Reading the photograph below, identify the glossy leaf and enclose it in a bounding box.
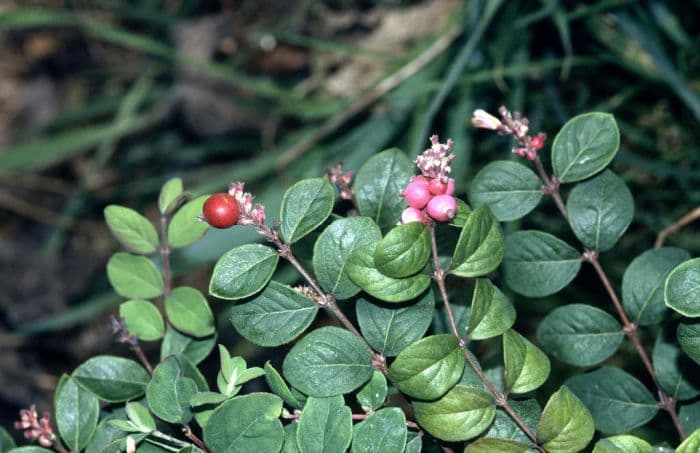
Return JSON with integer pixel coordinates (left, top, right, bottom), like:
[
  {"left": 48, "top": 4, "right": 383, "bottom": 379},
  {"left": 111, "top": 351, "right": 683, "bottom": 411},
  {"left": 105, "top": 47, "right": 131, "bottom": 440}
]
[
  {"left": 678, "top": 322, "right": 700, "bottom": 365},
  {"left": 209, "top": 244, "right": 278, "bottom": 300},
  {"left": 388, "top": 334, "right": 465, "bottom": 400},
  {"left": 282, "top": 423, "right": 300, "bottom": 453},
  {"left": 146, "top": 356, "right": 198, "bottom": 423},
  {"left": 160, "top": 327, "right": 216, "bottom": 365},
  {"left": 374, "top": 222, "right": 431, "bottom": 278},
  {"left": 264, "top": 361, "right": 303, "bottom": 409},
  {"left": 119, "top": 300, "right": 164, "bottom": 341},
  {"left": 107, "top": 253, "right": 163, "bottom": 299},
  {"left": 104, "top": 205, "right": 159, "bottom": 254},
  {"left": 653, "top": 327, "right": 700, "bottom": 400},
  {"left": 280, "top": 178, "right": 335, "bottom": 244},
  {"left": 503, "top": 330, "right": 550, "bottom": 394},
  {"left": 566, "top": 366, "right": 658, "bottom": 434},
  {"left": 231, "top": 281, "right": 318, "bottom": 347},
  {"left": 467, "top": 279, "right": 515, "bottom": 340},
  {"left": 449, "top": 205, "right": 504, "bottom": 278},
  {"left": 551, "top": 112, "right": 620, "bottom": 183},
  {"left": 484, "top": 398, "right": 541, "bottom": 444},
  {"left": 354, "top": 148, "right": 413, "bottom": 229},
  {"left": 346, "top": 243, "right": 430, "bottom": 303},
  {"left": 469, "top": 160, "right": 543, "bottom": 221},
  {"left": 356, "top": 371, "right": 387, "bottom": 412},
  {"left": 355, "top": 291, "right": 434, "bottom": 356},
  {"left": 351, "top": 408, "right": 406, "bottom": 453},
  {"left": 537, "top": 304, "right": 623, "bottom": 366},
  {"left": 592, "top": 435, "right": 653, "bottom": 453},
  {"left": 296, "top": 396, "right": 352, "bottom": 453},
  {"left": 165, "top": 287, "right": 215, "bottom": 337},
  {"left": 677, "top": 429, "right": 700, "bottom": 453},
  {"left": 0, "top": 426, "right": 15, "bottom": 452},
  {"left": 168, "top": 195, "right": 209, "bottom": 248},
  {"left": 665, "top": 258, "right": 700, "bottom": 317},
  {"left": 125, "top": 402, "right": 156, "bottom": 433},
  {"left": 158, "top": 177, "right": 183, "bottom": 214},
  {"left": 566, "top": 170, "right": 634, "bottom": 251},
  {"left": 464, "top": 438, "right": 530, "bottom": 453},
  {"left": 312, "top": 217, "right": 381, "bottom": 300},
  {"left": 413, "top": 385, "right": 496, "bottom": 442},
  {"left": 537, "top": 386, "right": 595, "bottom": 452},
  {"left": 73, "top": 356, "right": 149, "bottom": 402},
  {"left": 203, "top": 393, "right": 284, "bottom": 453},
  {"left": 504, "top": 230, "right": 581, "bottom": 297},
  {"left": 680, "top": 401, "right": 700, "bottom": 440},
  {"left": 55, "top": 375, "right": 99, "bottom": 451},
  {"left": 622, "top": 247, "right": 690, "bottom": 325},
  {"left": 283, "top": 327, "right": 373, "bottom": 396}
]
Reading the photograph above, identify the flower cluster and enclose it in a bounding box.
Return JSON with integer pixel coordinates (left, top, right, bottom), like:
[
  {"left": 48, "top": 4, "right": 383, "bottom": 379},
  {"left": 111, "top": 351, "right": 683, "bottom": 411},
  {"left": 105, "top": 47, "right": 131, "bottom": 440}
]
[
  {"left": 14, "top": 406, "right": 55, "bottom": 448},
  {"left": 227, "top": 182, "right": 266, "bottom": 226},
  {"left": 471, "top": 106, "right": 546, "bottom": 160},
  {"left": 401, "top": 135, "right": 458, "bottom": 224},
  {"left": 199, "top": 182, "right": 266, "bottom": 229},
  {"left": 326, "top": 163, "right": 354, "bottom": 201}
]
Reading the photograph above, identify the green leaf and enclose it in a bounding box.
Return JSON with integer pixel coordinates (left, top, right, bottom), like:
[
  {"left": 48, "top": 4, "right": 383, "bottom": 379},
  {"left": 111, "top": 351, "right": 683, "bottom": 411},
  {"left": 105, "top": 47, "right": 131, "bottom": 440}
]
[
  {"left": 146, "top": 356, "right": 198, "bottom": 424},
  {"left": 84, "top": 409, "right": 128, "bottom": 453},
  {"left": 388, "top": 334, "right": 465, "bottom": 400},
  {"left": 190, "top": 391, "right": 227, "bottom": 407},
  {"left": 280, "top": 178, "right": 335, "bottom": 244},
  {"left": 464, "top": 438, "right": 531, "bottom": 453},
  {"left": 313, "top": 217, "right": 382, "bottom": 300},
  {"left": 449, "top": 198, "right": 472, "bottom": 228},
  {"left": 158, "top": 177, "right": 184, "bottom": 214},
  {"left": 566, "top": 170, "right": 634, "bottom": 251},
  {"left": 283, "top": 327, "right": 373, "bottom": 397},
  {"left": 678, "top": 322, "right": 700, "bottom": 365},
  {"left": 449, "top": 205, "right": 504, "bottom": 278},
  {"left": 125, "top": 402, "right": 156, "bottom": 433},
  {"left": 282, "top": 423, "right": 300, "bottom": 453},
  {"left": 680, "top": 400, "right": 700, "bottom": 438},
  {"left": 622, "top": 247, "right": 691, "bottom": 325},
  {"left": 264, "top": 361, "right": 303, "bottom": 409},
  {"left": 467, "top": 279, "right": 515, "bottom": 340},
  {"left": 413, "top": 385, "right": 495, "bottom": 442},
  {"left": 677, "top": 428, "right": 700, "bottom": 453},
  {"left": 107, "top": 253, "right": 164, "bottom": 299},
  {"left": 665, "top": 258, "right": 700, "bottom": 317},
  {"left": 374, "top": 222, "right": 431, "bottom": 278},
  {"left": 168, "top": 195, "right": 209, "bottom": 248},
  {"left": 119, "top": 300, "right": 165, "bottom": 341},
  {"left": 351, "top": 408, "right": 407, "bottom": 453},
  {"left": 55, "top": 375, "right": 99, "bottom": 451},
  {"left": 551, "top": 112, "right": 620, "bottom": 183},
  {"left": 484, "top": 399, "right": 541, "bottom": 444},
  {"left": 566, "top": 366, "right": 658, "bottom": 434},
  {"left": 504, "top": 230, "right": 581, "bottom": 297},
  {"left": 209, "top": 244, "right": 279, "bottom": 300},
  {"left": 231, "top": 281, "right": 318, "bottom": 347},
  {"left": 354, "top": 148, "right": 413, "bottom": 229},
  {"left": 346, "top": 243, "right": 430, "bottom": 303},
  {"left": 104, "top": 205, "right": 159, "bottom": 254},
  {"left": 0, "top": 426, "right": 16, "bottom": 452},
  {"left": 503, "top": 329, "right": 551, "bottom": 394},
  {"left": 296, "top": 396, "right": 352, "bottom": 453},
  {"left": 165, "top": 287, "right": 215, "bottom": 337},
  {"left": 653, "top": 327, "right": 700, "bottom": 400},
  {"left": 356, "top": 371, "right": 388, "bottom": 411},
  {"left": 403, "top": 434, "right": 422, "bottom": 453},
  {"left": 592, "top": 435, "right": 653, "bottom": 453},
  {"left": 468, "top": 160, "right": 543, "bottom": 221},
  {"left": 73, "top": 356, "right": 149, "bottom": 402},
  {"left": 537, "top": 304, "right": 624, "bottom": 366},
  {"left": 203, "top": 393, "right": 284, "bottom": 453},
  {"left": 355, "top": 291, "right": 434, "bottom": 357},
  {"left": 537, "top": 386, "right": 595, "bottom": 453},
  {"left": 160, "top": 327, "right": 216, "bottom": 365}
]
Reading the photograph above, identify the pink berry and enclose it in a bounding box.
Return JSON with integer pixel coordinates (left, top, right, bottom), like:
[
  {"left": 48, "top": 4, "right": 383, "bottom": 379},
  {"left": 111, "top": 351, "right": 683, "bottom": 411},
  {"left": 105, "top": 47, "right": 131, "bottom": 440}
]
[
  {"left": 428, "top": 179, "right": 447, "bottom": 195},
  {"left": 445, "top": 178, "right": 455, "bottom": 195},
  {"left": 401, "top": 207, "right": 425, "bottom": 224},
  {"left": 531, "top": 134, "right": 545, "bottom": 150},
  {"left": 426, "top": 195, "right": 457, "bottom": 222},
  {"left": 402, "top": 179, "right": 431, "bottom": 209}
]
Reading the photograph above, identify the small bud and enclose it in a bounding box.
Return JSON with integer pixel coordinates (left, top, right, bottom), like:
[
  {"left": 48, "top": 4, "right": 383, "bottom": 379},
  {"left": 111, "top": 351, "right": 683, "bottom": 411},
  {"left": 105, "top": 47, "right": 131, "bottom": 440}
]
[{"left": 471, "top": 109, "right": 502, "bottom": 130}]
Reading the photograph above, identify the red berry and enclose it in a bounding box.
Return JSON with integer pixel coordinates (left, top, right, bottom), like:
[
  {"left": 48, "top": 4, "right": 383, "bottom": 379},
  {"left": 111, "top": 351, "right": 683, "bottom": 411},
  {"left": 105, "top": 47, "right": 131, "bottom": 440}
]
[
  {"left": 428, "top": 179, "right": 447, "bottom": 195},
  {"left": 402, "top": 179, "right": 431, "bottom": 209},
  {"left": 426, "top": 195, "right": 457, "bottom": 222},
  {"left": 530, "top": 134, "right": 545, "bottom": 150},
  {"left": 202, "top": 193, "right": 240, "bottom": 228}
]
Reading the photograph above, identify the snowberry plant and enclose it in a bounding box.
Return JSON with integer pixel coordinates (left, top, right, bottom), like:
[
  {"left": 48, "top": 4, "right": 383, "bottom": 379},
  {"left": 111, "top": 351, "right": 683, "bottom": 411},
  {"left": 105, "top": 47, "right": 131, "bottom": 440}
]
[{"left": 5, "top": 107, "right": 700, "bottom": 453}]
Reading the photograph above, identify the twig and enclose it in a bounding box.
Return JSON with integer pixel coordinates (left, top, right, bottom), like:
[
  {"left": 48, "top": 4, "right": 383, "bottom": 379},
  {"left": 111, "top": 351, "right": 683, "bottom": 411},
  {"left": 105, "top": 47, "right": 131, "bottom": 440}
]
[
  {"left": 131, "top": 342, "right": 154, "bottom": 375},
  {"left": 533, "top": 157, "right": 567, "bottom": 218},
  {"left": 149, "top": 430, "right": 191, "bottom": 449},
  {"left": 182, "top": 424, "right": 209, "bottom": 452},
  {"left": 655, "top": 206, "right": 700, "bottom": 249},
  {"left": 428, "top": 225, "right": 543, "bottom": 450}
]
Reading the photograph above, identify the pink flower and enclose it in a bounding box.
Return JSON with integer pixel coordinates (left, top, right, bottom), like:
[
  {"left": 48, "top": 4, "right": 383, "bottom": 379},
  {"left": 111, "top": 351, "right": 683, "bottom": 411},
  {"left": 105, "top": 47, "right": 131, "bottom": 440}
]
[{"left": 471, "top": 109, "right": 502, "bottom": 130}]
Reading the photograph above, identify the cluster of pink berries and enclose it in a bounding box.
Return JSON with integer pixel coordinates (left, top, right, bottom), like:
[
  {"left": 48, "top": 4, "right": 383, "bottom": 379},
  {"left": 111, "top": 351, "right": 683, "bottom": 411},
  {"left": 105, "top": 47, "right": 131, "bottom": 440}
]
[{"left": 400, "top": 135, "right": 458, "bottom": 224}]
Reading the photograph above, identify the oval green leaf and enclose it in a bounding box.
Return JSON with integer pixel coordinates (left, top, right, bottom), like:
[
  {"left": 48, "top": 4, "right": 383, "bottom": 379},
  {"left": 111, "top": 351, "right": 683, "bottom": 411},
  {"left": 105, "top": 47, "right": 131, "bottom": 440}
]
[
  {"left": 467, "top": 279, "right": 516, "bottom": 340},
  {"left": 484, "top": 398, "right": 541, "bottom": 444},
  {"left": 104, "top": 205, "right": 159, "bottom": 254},
  {"left": 55, "top": 375, "right": 100, "bottom": 451},
  {"left": 231, "top": 281, "right": 318, "bottom": 347},
  {"left": 653, "top": 327, "right": 700, "bottom": 400},
  {"left": 677, "top": 428, "right": 700, "bottom": 453},
  {"left": 283, "top": 327, "right": 373, "bottom": 397},
  {"left": 280, "top": 178, "right": 335, "bottom": 244},
  {"left": 165, "top": 287, "right": 215, "bottom": 337},
  {"left": 374, "top": 222, "right": 431, "bottom": 278},
  {"left": 504, "top": 230, "right": 581, "bottom": 297},
  {"left": 503, "top": 329, "right": 551, "bottom": 394},
  {"left": 146, "top": 356, "right": 198, "bottom": 424},
  {"left": 678, "top": 322, "right": 700, "bottom": 365},
  {"left": 665, "top": 258, "right": 700, "bottom": 317},
  {"left": 551, "top": 112, "right": 620, "bottom": 183},
  {"left": 107, "top": 253, "right": 163, "bottom": 299},
  {"left": 296, "top": 396, "right": 352, "bottom": 453},
  {"left": 464, "top": 438, "right": 530, "bottom": 453},
  {"left": 537, "top": 386, "right": 595, "bottom": 453},
  {"left": 537, "top": 304, "right": 623, "bottom": 367},
  {"left": 449, "top": 205, "right": 504, "bottom": 278},
  {"left": 167, "top": 195, "right": 209, "bottom": 248},
  {"left": 388, "top": 334, "right": 465, "bottom": 400},
  {"left": 158, "top": 177, "right": 184, "bottom": 214},
  {"left": 73, "top": 356, "right": 149, "bottom": 402},
  {"left": 209, "top": 243, "right": 279, "bottom": 300},
  {"left": 592, "top": 435, "right": 652, "bottom": 453},
  {"left": 264, "top": 361, "right": 303, "bottom": 409},
  {"left": 160, "top": 327, "right": 216, "bottom": 366},
  {"left": 356, "top": 371, "right": 388, "bottom": 412},
  {"left": 469, "top": 160, "right": 543, "bottom": 221},
  {"left": 119, "top": 299, "right": 164, "bottom": 341},
  {"left": 351, "top": 408, "right": 407, "bottom": 453}
]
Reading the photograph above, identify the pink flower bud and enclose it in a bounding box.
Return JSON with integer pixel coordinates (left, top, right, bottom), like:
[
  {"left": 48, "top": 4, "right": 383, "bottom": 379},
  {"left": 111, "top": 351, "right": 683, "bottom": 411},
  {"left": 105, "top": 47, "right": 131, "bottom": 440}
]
[
  {"left": 471, "top": 109, "right": 502, "bottom": 130},
  {"left": 426, "top": 195, "right": 457, "bottom": 222},
  {"left": 401, "top": 207, "right": 425, "bottom": 224},
  {"left": 402, "top": 179, "right": 431, "bottom": 209}
]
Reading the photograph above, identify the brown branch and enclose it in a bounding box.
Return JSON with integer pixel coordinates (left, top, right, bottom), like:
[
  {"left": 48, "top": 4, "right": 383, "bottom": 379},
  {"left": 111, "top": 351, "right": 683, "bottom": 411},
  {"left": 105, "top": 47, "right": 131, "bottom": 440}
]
[
  {"left": 131, "top": 342, "right": 154, "bottom": 375},
  {"left": 428, "top": 225, "right": 543, "bottom": 450},
  {"left": 655, "top": 206, "right": 700, "bottom": 249},
  {"left": 533, "top": 157, "right": 567, "bottom": 219},
  {"left": 182, "top": 424, "right": 209, "bottom": 453}
]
